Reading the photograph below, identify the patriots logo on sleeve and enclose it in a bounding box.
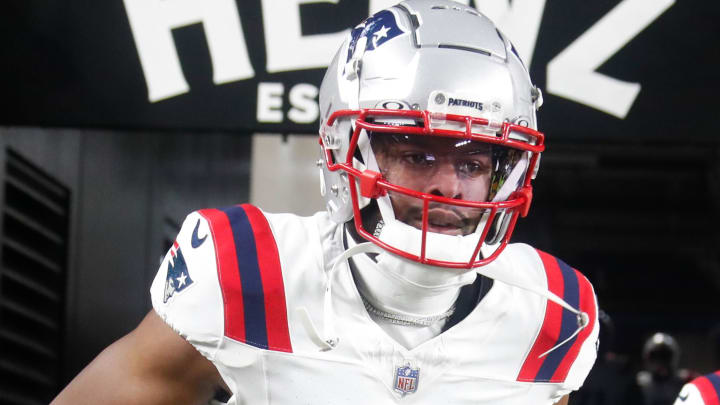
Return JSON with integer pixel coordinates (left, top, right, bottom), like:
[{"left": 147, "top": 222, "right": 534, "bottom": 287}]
[
  {"left": 346, "top": 9, "right": 405, "bottom": 62},
  {"left": 163, "top": 241, "right": 194, "bottom": 303}
]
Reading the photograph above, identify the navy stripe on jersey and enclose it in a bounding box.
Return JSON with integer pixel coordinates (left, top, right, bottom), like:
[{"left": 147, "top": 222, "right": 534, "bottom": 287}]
[
  {"left": 535, "top": 257, "right": 580, "bottom": 381},
  {"left": 708, "top": 373, "right": 720, "bottom": 398},
  {"left": 222, "top": 206, "right": 269, "bottom": 349}
]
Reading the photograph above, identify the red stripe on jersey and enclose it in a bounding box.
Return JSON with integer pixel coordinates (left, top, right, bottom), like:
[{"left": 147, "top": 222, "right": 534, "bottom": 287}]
[
  {"left": 517, "top": 250, "right": 565, "bottom": 381},
  {"left": 198, "top": 209, "right": 246, "bottom": 342},
  {"left": 695, "top": 372, "right": 720, "bottom": 405},
  {"left": 241, "top": 204, "right": 292, "bottom": 353},
  {"left": 550, "top": 270, "right": 597, "bottom": 382}
]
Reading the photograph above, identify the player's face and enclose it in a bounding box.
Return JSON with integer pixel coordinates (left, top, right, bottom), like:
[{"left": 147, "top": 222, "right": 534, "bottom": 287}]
[{"left": 372, "top": 134, "right": 492, "bottom": 236}]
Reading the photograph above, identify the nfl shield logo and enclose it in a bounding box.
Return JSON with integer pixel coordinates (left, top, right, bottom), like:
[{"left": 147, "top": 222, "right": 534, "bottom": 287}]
[{"left": 394, "top": 364, "right": 419, "bottom": 395}]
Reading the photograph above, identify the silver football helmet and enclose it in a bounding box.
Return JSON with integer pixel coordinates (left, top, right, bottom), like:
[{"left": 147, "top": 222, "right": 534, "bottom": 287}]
[{"left": 318, "top": 0, "right": 544, "bottom": 268}]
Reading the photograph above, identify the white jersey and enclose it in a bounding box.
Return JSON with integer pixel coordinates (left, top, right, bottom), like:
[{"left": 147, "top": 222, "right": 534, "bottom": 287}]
[
  {"left": 150, "top": 204, "right": 599, "bottom": 404},
  {"left": 674, "top": 372, "right": 720, "bottom": 405}
]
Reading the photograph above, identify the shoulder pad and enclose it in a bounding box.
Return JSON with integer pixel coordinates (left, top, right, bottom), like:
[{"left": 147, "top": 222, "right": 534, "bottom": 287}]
[
  {"left": 197, "top": 204, "right": 293, "bottom": 353},
  {"left": 517, "top": 249, "right": 598, "bottom": 384},
  {"left": 687, "top": 372, "right": 720, "bottom": 405}
]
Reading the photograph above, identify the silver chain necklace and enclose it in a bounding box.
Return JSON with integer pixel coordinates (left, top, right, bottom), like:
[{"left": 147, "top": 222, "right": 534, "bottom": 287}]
[{"left": 361, "top": 295, "right": 456, "bottom": 327}]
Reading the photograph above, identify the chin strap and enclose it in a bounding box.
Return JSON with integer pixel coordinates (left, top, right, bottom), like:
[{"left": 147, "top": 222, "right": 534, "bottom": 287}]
[{"left": 297, "top": 241, "right": 380, "bottom": 351}]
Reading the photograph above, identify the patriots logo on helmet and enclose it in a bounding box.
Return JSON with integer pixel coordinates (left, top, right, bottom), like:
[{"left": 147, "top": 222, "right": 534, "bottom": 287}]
[
  {"left": 163, "top": 241, "right": 194, "bottom": 303},
  {"left": 346, "top": 10, "right": 405, "bottom": 62}
]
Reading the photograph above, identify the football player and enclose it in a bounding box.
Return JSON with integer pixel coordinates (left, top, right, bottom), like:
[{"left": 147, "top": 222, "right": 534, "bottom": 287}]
[
  {"left": 674, "top": 372, "right": 720, "bottom": 405},
  {"left": 51, "top": 1, "right": 599, "bottom": 404},
  {"left": 637, "top": 332, "right": 692, "bottom": 404}
]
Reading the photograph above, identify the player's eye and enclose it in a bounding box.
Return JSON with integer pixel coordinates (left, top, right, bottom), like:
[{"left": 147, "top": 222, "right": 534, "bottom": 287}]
[
  {"left": 456, "top": 160, "right": 490, "bottom": 177},
  {"left": 402, "top": 152, "right": 436, "bottom": 167}
]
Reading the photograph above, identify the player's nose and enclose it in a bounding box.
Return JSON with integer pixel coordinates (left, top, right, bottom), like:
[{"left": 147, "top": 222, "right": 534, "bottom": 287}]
[{"left": 425, "top": 162, "right": 462, "bottom": 199}]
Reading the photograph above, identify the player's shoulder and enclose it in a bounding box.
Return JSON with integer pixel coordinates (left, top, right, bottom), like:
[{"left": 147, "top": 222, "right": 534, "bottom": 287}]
[
  {"left": 498, "top": 243, "right": 599, "bottom": 388},
  {"left": 190, "top": 204, "right": 332, "bottom": 264},
  {"left": 502, "top": 243, "right": 595, "bottom": 297},
  {"left": 150, "top": 204, "right": 333, "bottom": 355},
  {"left": 193, "top": 204, "right": 322, "bottom": 241},
  {"left": 675, "top": 371, "right": 720, "bottom": 405}
]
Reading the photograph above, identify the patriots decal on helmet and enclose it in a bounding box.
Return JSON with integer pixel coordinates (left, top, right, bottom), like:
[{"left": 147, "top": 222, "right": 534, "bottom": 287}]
[
  {"left": 163, "top": 241, "right": 194, "bottom": 303},
  {"left": 346, "top": 10, "right": 405, "bottom": 63}
]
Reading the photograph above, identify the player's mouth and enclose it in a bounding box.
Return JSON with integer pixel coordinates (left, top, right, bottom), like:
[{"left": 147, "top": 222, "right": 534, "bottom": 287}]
[{"left": 412, "top": 209, "right": 466, "bottom": 236}]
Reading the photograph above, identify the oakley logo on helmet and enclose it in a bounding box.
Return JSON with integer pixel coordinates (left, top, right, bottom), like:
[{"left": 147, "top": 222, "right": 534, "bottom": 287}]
[
  {"left": 377, "top": 100, "right": 412, "bottom": 110},
  {"left": 346, "top": 10, "right": 406, "bottom": 63}
]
